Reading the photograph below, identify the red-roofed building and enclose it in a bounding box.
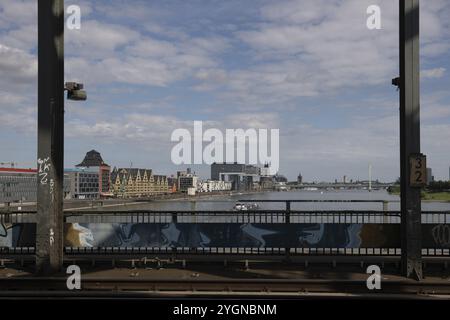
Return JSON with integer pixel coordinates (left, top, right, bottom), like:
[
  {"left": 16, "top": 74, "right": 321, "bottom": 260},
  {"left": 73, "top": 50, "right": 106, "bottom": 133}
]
[
  {"left": 0, "top": 168, "right": 37, "bottom": 174},
  {"left": 74, "top": 150, "right": 111, "bottom": 198}
]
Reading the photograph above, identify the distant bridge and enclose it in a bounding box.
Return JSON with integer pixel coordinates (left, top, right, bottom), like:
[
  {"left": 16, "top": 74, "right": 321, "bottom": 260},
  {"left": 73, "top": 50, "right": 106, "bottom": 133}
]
[{"left": 288, "top": 182, "right": 395, "bottom": 190}]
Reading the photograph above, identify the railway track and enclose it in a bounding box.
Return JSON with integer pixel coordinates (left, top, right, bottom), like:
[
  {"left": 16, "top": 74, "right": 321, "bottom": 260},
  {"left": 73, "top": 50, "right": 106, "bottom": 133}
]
[{"left": 1, "top": 277, "right": 450, "bottom": 298}]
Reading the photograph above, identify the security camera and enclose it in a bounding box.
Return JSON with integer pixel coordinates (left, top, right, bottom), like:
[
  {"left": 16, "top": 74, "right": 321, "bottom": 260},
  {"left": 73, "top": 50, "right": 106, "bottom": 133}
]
[
  {"left": 67, "top": 89, "right": 87, "bottom": 101},
  {"left": 65, "top": 82, "right": 87, "bottom": 101},
  {"left": 392, "top": 77, "right": 400, "bottom": 88}
]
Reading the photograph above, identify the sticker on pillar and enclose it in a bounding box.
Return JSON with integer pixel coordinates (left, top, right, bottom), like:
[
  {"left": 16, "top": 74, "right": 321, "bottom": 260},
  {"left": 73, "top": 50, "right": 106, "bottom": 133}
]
[{"left": 409, "top": 154, "right": 427, "bottom": 187}]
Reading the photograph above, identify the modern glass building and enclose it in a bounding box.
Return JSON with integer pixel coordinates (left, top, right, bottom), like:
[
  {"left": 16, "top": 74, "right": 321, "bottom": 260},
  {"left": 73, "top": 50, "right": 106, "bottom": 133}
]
[
  {"left": 65, "top": 167, "right": 100, "bottom": 199},
  {"left": 0, "top": 168, "right": 70, "bottom": 203}
]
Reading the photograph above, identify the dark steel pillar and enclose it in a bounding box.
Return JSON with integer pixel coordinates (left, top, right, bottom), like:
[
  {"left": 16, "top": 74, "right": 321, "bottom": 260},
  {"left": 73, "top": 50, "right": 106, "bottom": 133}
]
[
  {"left": 399, "top": 0, "right": 422, "bottom": 280},
  {"left": 36, "top": 0, "right": 65, "bottom": 274}
]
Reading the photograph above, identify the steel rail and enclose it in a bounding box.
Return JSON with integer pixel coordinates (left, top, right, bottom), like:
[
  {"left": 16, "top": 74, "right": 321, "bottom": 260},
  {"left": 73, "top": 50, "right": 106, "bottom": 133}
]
[{"left": 1, "top": 277, "right": 450, "bottom": 296}]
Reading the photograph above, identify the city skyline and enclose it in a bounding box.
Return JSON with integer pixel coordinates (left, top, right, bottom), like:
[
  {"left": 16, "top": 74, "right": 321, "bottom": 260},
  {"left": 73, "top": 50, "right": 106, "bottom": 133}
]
[
  {"left": 0, "top": 148, "right": 400, "bottom": 183},
  {"left": 1, "top": 0, "right": 450, "bottom": 181}
]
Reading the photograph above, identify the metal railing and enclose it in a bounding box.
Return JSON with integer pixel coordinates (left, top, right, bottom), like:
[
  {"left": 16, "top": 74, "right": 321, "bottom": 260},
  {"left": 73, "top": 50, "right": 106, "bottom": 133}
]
[
  {"left": 1, "top": 207, "right": 449, "bottom": 258},
  {"left": 63, "top": 210, "right": 401, "bottom": 224}
]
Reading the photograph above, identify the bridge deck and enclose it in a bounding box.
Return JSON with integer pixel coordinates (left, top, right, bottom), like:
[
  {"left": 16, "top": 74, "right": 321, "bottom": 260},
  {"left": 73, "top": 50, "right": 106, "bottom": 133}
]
[{"left": 0, "top": 263, "right": 449, "bottom": 297}]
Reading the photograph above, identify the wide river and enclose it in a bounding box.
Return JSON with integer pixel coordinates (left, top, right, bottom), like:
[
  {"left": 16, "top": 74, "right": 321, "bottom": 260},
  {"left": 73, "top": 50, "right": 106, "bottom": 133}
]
[{"left": 105, "top": 190, "right": 450, "bottom": 212}]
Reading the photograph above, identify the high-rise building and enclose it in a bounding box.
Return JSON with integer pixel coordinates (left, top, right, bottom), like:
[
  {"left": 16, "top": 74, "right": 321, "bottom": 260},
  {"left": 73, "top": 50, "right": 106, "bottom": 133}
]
[
  {"left": 426, "top": 168, "right": 434, "bottom": 185},
  {"left": 211, "top": 162, "right": 260, "bottom": 191},
  {"left": 297, "top": 173, "right": 303, "bottom": 184},
  {"left": 211, "top": 163, "right": 260, "bottom": 180}
]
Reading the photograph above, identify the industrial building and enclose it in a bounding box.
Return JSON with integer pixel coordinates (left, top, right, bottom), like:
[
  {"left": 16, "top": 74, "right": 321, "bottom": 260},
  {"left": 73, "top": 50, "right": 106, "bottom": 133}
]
[{"left": 211, "top": 162, "right": 260, "bottom": 191}]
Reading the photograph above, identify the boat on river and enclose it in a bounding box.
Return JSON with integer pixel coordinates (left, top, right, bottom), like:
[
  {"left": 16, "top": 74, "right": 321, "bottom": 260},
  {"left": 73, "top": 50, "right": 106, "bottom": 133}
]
[{"left": 233, "top": 202, "right": 259, "bottom": 211}]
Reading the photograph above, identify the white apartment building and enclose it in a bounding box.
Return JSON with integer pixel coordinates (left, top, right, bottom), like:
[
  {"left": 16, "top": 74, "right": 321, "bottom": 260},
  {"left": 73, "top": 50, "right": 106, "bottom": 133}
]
[{"left": 197, "top": 180, "right": 232, "bottom": 193}]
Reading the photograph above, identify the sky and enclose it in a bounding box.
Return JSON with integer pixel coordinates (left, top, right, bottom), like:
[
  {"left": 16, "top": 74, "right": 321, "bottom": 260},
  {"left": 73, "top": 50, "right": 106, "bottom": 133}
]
[{"left": 0, "top": 0, "right": 449, "bottom": 182}]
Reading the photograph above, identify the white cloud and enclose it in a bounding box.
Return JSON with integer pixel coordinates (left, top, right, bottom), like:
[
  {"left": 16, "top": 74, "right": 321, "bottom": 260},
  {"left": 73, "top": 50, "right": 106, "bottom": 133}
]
[
  {"left": 217, "top": 0, "right": 397, "bottom": 105},
  {"left": 0, "top": 105, "right": 35, "bottom": 134},
  {"left": 65, "top": 31, "right": 228, "bottom": 87},
  {"left": 197, "top": 0, "right": 449, "bottom": 107},
  {"left": 66, "top": 20, "right": 140, "bottom": 58},
  {"left": 0, "top": 0, "right": 37, "bottom": 27},
  {"left": 260, "top": 0, "right": 338, "bottom": 25},
  {"left": 0, "top": 0, "right": 449, "bottom": 180},
  {"left": 0, "top": 24, "right": 37, "bottom": 51},
  {"left": 421, "top": 67, "right": 446, "bottom": 79},
  {"left": 225, "top": 113, "right": 280, "bottom": 129},
  {"left": 0, "top": 44, "right": 36, "bottom": 87}
]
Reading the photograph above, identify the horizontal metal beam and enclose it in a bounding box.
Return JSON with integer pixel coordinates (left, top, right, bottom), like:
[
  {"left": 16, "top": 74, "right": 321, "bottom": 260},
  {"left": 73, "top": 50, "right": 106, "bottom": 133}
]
[{"left": 1, "top": 275, "right": 450, "bottom": 297}]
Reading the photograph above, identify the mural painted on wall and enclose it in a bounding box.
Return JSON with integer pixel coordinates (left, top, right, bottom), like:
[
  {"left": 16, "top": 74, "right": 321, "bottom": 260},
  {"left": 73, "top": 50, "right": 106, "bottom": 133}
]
[
  {"left": 0, "top": 222, "right": 12, "bottom": 247},
  {"left": 1, "top": 223, "right": 449, "bottom": 249},
  {"left": 0, "top": 223, "right": 35, "bottom": 248},
  {"left": 423, "top": 224, "right": 450, "bottom": 249},
  {"left": 63, "top": 223, "right": 401, "bottom": 248}
]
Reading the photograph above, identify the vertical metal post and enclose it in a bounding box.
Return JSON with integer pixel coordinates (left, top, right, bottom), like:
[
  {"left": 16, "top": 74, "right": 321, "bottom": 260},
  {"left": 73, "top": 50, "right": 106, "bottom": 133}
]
[
  {"left": 285, "top": 201, "right": 291, "bottom": 261},
  {"left": 36, "top": 0, "right": 65, "bottom": 274},
  {"left": 286, "top": 201, "right": 291, "bottom": 223},
  {"left": 399, "top": 0, "right": 422, "bottom": 280}
]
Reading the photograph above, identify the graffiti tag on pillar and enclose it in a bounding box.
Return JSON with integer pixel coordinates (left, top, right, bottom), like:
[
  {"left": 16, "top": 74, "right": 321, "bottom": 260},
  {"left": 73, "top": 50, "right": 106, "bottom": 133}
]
[
  {"left": 49, "top": 228, "right": 55, "bottom": 247},
  {"left": 37, "top": 157, "right": 51, "bottom": 185},
  {"left": 50, "top": 179, "right": 55, "bottom": 202},
  {"left": 432, "top": 224, "right": 450, "bottom": 247}
]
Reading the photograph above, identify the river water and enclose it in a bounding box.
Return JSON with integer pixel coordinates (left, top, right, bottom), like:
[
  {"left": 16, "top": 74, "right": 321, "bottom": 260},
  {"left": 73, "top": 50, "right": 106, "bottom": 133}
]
[{"left": 105, "top": 190, "right": 450, "bottom": 212}]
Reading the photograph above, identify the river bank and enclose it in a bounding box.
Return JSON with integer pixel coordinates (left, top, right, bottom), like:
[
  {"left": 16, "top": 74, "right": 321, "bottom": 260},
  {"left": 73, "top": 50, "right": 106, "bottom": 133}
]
[
  {"left": 4, "top": 190, "right": 450, "bottom": 213},
  {"left": 0, "top": 190, "right": 270, "bottom": 212},
  {"left": 388, "top": 186, "right": 450, "bottom": 202},
  {"left": 128, "top": 190, "right": 268, "bottom": 202},
  {"left": 63, "top": 190, "right": 268, "bottom": 211}
]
